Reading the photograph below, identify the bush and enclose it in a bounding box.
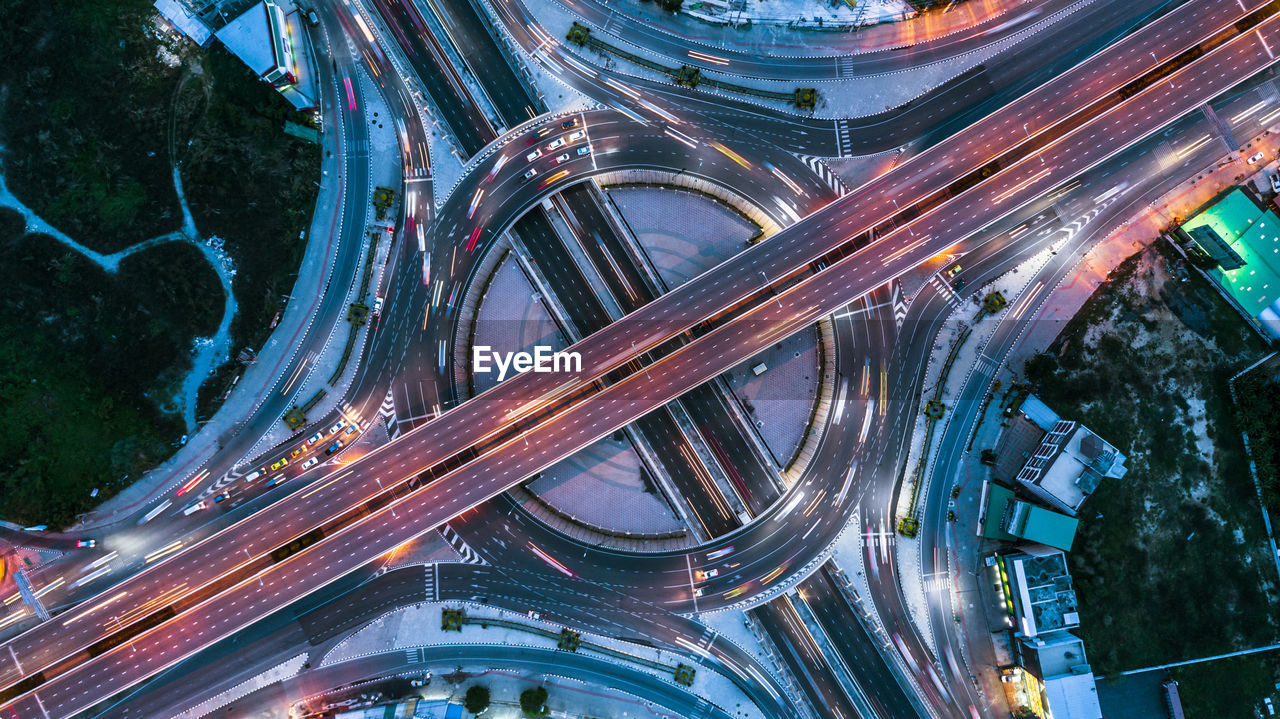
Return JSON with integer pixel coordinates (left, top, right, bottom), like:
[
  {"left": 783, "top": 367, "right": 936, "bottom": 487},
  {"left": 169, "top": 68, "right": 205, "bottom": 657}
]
[
  {"left": 463, "top": 685, "right": 490, "bottom": 714},
  {"left": 520, "top": 686, "right": 549, "bottom": 717}
]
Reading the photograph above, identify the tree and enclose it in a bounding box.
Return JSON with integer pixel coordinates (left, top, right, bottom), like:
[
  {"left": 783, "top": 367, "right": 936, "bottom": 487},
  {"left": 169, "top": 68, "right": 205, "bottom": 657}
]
[
  {"left": 520, "top": 686, "right": 549, "bottom": 717},
  {"left": 464, "top": 685, "right": 490, "bottom": 714}
]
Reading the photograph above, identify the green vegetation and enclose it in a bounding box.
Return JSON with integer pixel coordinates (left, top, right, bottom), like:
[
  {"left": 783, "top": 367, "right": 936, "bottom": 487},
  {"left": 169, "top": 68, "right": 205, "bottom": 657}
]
[
  {"left": 463, "top": 685, "right": 491, "bottom": 714},
  {"left": 1234, "top": 359, "right": 1280, "bottom": 509},
  {"left": 0, "top": 0, "right": 318, "bottom": 525},
  {"left": 1173, "top": 653, "right": 1280, "bottom": 718},
  {"left": 0, "top": 211, "right": 222, "bottom": 526},
  {"left": 519, "top": 686, "right": 549, "bottom": 717},
  {"left": 1022, "top": 242, "right": 1273, "bottom": 674}
]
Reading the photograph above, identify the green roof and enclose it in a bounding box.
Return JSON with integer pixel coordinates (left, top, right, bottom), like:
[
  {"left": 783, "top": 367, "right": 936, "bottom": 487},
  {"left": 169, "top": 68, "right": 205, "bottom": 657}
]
[
  {"left": 1182, "top": 189, "right": 1280, "bottom": 316},
  {"left": 1006, "top": 502, "right": 1079, "bottom": 552},
  {"left": 981, "top": 484, "right": 1018, "bottom": 542}
]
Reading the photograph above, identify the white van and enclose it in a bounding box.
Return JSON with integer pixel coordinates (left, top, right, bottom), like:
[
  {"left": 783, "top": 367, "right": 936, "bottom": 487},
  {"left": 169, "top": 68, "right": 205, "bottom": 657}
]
[{"left": 182, "top": 501, "right": 207, "bottom": 516}]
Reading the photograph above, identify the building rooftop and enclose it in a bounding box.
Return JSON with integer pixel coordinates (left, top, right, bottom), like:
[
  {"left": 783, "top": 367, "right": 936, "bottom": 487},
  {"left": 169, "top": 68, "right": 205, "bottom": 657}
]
[
  {"left": 1003, "top": 549, "right": 1080, "bottom": 637},
  {"left": 980, "top": 482, "right": 1019, "bottom": 542},
  {"left": 1016, "top": 421, "right": 1126, "bottom": 515},
  {"left": 1020, "top": 394, "right": 1061, "bottom": 432},
  {"left": 214, "top": 1, "right": 277, "bottom": 78},
  {"left": 154, "top": 0, "right": 214, "bottom": 45},
  {"left": 1004, "top": 500, "right": 1079, "bottom": 551},
  {"left": 1043, "top": 672, "right": 1104, "bottom": 719},
  {"left": 995, "top": 412, "right": 1047, "bottom": 483},
  {"left": 1181, "top": 187, "right": 1280, "bottom": 338}
]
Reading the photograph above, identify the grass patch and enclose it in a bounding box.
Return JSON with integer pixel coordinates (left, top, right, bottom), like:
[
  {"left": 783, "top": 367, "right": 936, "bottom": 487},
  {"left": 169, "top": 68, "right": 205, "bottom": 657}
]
[
  {"left": 1023, "top": 242, "right": 1274, "bottom": 675},
  {"left": 1172, "top": 651, "right": 1280, "bottom": 718},
  {"left": 0, "top": 209, "right": 222, "bottom": 526}
]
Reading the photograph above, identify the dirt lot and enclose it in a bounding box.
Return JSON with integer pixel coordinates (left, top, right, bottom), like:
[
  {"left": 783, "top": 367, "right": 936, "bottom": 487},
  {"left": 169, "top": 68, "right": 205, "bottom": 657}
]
[{"left": 1023, "top": 241, "right": 1275, "bottom": 687}]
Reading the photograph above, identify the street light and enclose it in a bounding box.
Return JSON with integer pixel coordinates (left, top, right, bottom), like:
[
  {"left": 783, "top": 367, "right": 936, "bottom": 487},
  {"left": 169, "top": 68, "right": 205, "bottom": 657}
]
[{"left": 759, "top": 271, "right": 782, "bottom": 308}]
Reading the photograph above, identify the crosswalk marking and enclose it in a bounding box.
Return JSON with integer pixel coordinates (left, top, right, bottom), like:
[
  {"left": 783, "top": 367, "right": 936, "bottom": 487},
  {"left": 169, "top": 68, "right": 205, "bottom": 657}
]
[
  {"left": 928, "top": 275, "right": 960, "bottom": 304},
  {"left": 832, "top": 120, "right": 852, "bottom": 158}
]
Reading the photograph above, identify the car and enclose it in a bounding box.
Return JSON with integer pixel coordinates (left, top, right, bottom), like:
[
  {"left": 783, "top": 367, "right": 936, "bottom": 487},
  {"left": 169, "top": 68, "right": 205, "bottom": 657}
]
[
  {"left": 954, "top": 276, "right": 967, "bottom": 290},
  {"left": 1270, "top": 173, "right": 1280, "bottom": 194},
  {"left": 328, "top": 419, "right": 347, "bottom": 434},
  {"left": 1248, "top": 151, "right": 1266, "bottom": 164},
  {"left": 560, "top": 118, "right": 576, "bottom": 130},
  {"left": 306, "top": 9, "right": 319, "bottom": 25},
  {"left": 264, "top": 475, "right": 287, "bottom": 488},
  {"left": 270, "top": 458, "right": 289, "bottom": 471},
  {"left": 706, "top": 546, "right": 734, "bottom": 560},
  {"left": 290, "top": 447, "right": 305, "bottom": 459},
  {"left": 244, "top": 470, "right": 263, "bottom": 483},
  {"left": 182, "top": 501, "right": 207, "bottom": 516},
  {"left": 694, "top": 587, "right": 706, "bottom": 597},
  {"left": 548, "top": 137, "right": 566, "bottom": 150},
  {"left": 344, "top": 425, "right": 358, "bottom": 436},
  {"left": 75, "top": 539, "right": 96, "bottom": 549},
  {"left": 576, "top": 145, "right": 591, "bottom": 156},
  {"left": 568, "top": 130, "right": 585, "bottom": 142},
  {"left": 526, "top": 149, "right": 542, "bottom": 162},
  {"left": 301, "top": 457, "right": 319, "bottom": 469},
  {"left": 554, "top": 153, "right": 570, "bottom": 164},
  {"left": 410, "top": 674, "right": 432, "bottom": 688},
  {"left": 947, "top": 263, "right": 963, "bottom": 277},
  {"left": 695, "top": 568, "right": 719, "bottom": 580},
  {"left": 326, "top": 440, "right": 345, "bottom": 456},
  {"left": 372, "top": 296, "right": 384, "bottom": 316},
  {"left": 527, "top": 610, "right": 543, "bottom": 620},
  {"left": 307, "top": 432, "right": 324, "bottom": 445},
  {"left": 522, "top": 168, "right": 538, "bottom": 182},
  {"left": 213, "top": 492, "right": 231, "bottom": 503}
]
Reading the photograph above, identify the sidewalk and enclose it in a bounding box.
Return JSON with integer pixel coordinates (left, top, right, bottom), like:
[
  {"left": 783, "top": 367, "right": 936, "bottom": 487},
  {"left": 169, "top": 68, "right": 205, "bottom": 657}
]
[{"left": 575, "top": 0, "right": 1040, "bottom": 56}]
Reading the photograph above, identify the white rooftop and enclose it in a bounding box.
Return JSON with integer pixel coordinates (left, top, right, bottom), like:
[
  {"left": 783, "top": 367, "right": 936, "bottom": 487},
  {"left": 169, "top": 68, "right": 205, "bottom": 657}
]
[{"left": 1043, "top": 672, "right": 1103, "bottom": 719}]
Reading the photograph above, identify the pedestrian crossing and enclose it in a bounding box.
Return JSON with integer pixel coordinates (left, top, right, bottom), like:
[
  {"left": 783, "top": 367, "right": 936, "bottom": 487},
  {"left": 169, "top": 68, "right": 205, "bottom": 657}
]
[
  {"left": 424, "top": 564, "right": 438, "bottom": 602},
  {"left": 834, "top": 55, "right": 857, "bottom": 79},
  {"left": 923, "top": 573, "right": 951, "bottom": 595},
  {"left": 798, "top": 154, "right": 849, "bottom": 197},
  {"left": 439, "top": 523, "right": 488, "bottom": 565},
  {"left": 832, "top": 119, "right": 852, "bottom": 158},
  {"left": 927, "top": 274, "right": 961, "bottom": 304}
]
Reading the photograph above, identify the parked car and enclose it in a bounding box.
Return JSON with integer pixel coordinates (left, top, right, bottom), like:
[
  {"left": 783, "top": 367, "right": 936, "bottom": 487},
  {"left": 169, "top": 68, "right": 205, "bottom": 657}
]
[{"left": 1248, "top": 151, "right": 1266, "bottom": 164}]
